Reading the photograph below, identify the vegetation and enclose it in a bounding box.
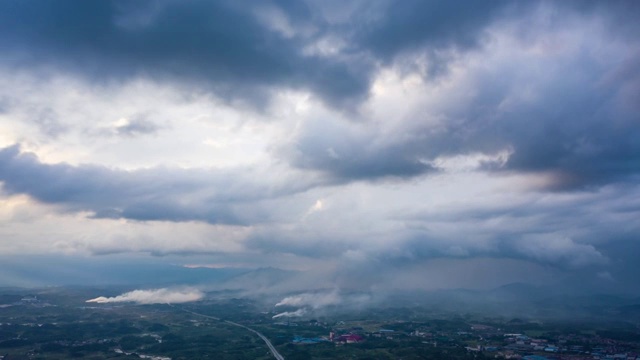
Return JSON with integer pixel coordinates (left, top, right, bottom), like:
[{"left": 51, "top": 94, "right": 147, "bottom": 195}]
[{"left": 1, "top": 287, "right": 639, "bottom": 359}]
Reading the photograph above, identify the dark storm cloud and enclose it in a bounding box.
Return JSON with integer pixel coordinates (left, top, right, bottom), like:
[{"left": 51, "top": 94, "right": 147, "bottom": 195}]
[
  {"left": 0, "top": 145, "right": 311, "bottom": 225},
  {"left": 1, "top": 1, "right": 636, "bottom": 189},
  {"left": 0, "top": 0, "right": 533, "bottom": 108},
  {"left": 286, "top": 125, "right": 436, "bottom": 181},
  {"left": 352, "top": 0, "right": 513, "bottom": 61},
  {"left": 0, "top": 0, "right": 371, "bottom": 107},
  {"left": 0, "top": 1, "right": 636, "bottom": 122},
  {"left": 282, "top": 11, "right": 640, "bottom": 188},
  {"left": 284, "top": 101, "right": 640, "bottom": 188},
  {"left": 466, "top": 57, "right": 640, "bottom": 190}
]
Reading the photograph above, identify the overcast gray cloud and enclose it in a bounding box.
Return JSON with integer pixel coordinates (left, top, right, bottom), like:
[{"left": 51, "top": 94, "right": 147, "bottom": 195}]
[
  {"left": 0, "top": 1, "right": 606, "bottom": 109},
  {"left": 0, "top": 0, "right": 372, "bottom": 107},
  {"left": 0, "top": 0, "right": 639, "bottom": 293},
  {"left": 0, "top": 144, "right": 318, "bottom": 225},
  {"left": 279, "top": 8, "right": 640, "bottom": 186}
]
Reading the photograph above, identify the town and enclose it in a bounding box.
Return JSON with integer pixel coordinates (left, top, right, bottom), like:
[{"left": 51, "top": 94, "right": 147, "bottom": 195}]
[{"left": 1, "top": 288, "right": 639, "bottom": 360}]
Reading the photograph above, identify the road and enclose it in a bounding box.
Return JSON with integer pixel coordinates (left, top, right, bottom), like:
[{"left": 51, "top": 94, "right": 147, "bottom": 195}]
[{"left": 175, "top": 306, "right": 285, "bottom": 360}]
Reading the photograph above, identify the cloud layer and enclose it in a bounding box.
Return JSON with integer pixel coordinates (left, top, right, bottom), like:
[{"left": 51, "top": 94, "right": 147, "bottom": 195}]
[
  {"left": 0, "top": 0, "right": 639, "bottom": 293},
  {"left": 276, "top": 290, "right": 341, "bottom": 309}
]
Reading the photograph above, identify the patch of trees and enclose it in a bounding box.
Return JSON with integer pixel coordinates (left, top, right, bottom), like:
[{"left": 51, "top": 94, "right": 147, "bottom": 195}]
[{"left": 119, "top": 335, "right": 157, "bottom": 351}]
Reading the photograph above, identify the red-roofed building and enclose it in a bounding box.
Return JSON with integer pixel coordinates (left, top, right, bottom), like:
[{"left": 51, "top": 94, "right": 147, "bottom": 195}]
[{"left": 335, "top": 334, "right": 364, "bottom": 343}]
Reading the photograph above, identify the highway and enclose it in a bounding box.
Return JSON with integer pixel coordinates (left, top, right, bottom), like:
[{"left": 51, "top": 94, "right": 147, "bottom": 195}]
[{"left": 175, "top": 306, "right": 285, "bottom": 360}]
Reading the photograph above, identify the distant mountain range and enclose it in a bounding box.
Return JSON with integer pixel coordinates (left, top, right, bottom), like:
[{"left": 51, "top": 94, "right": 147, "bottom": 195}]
[
  {"left": 3, "top": 257, "right": 640, "bottom": 322},
  {"left": 214, "top": 267, "right": 299, "bottom": 291}
]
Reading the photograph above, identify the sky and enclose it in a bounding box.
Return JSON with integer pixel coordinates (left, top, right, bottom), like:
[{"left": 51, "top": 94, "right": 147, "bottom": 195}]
[{"left": 0, "top": 0, "right": 639, "bottom": 293}]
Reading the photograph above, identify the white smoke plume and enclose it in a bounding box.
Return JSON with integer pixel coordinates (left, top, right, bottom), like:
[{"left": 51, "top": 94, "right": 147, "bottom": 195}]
[
  {"left": 275, "top": 290, "right": 341, "bottom": 309},
  {"left": 272, "top": 309, "right": 306, "bottom": 319},
  {"left": 86, "top": 288, "right": 204, "bottom": 304}
]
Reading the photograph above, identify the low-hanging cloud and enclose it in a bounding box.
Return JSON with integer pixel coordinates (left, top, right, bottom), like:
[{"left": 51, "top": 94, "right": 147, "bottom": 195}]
[
  {"left": 272, "top": 309, "right": 306, "bottom": 319},
  {"left": 86, "top": 288, "right": 204, "bottom": 304},
  {"left": 275, "top": 290, "right": 372, "bottom": 310},
  {"left": 275, "top": 290, "right": 341, "bottom": 309}
]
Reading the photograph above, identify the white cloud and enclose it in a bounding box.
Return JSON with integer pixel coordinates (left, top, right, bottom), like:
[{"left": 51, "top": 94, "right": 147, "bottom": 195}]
[
  {"left": 86, "top": 288, "right": 204, "bottom": 304},
  {"left": 276, "top": 290, "right": 341, "bottom": 309},
  {"left": 272, "top": 309, "right": 306, "bottom": 319},
  {"left": 0, "top": 71, "right": 282, "bottom": 169}
]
